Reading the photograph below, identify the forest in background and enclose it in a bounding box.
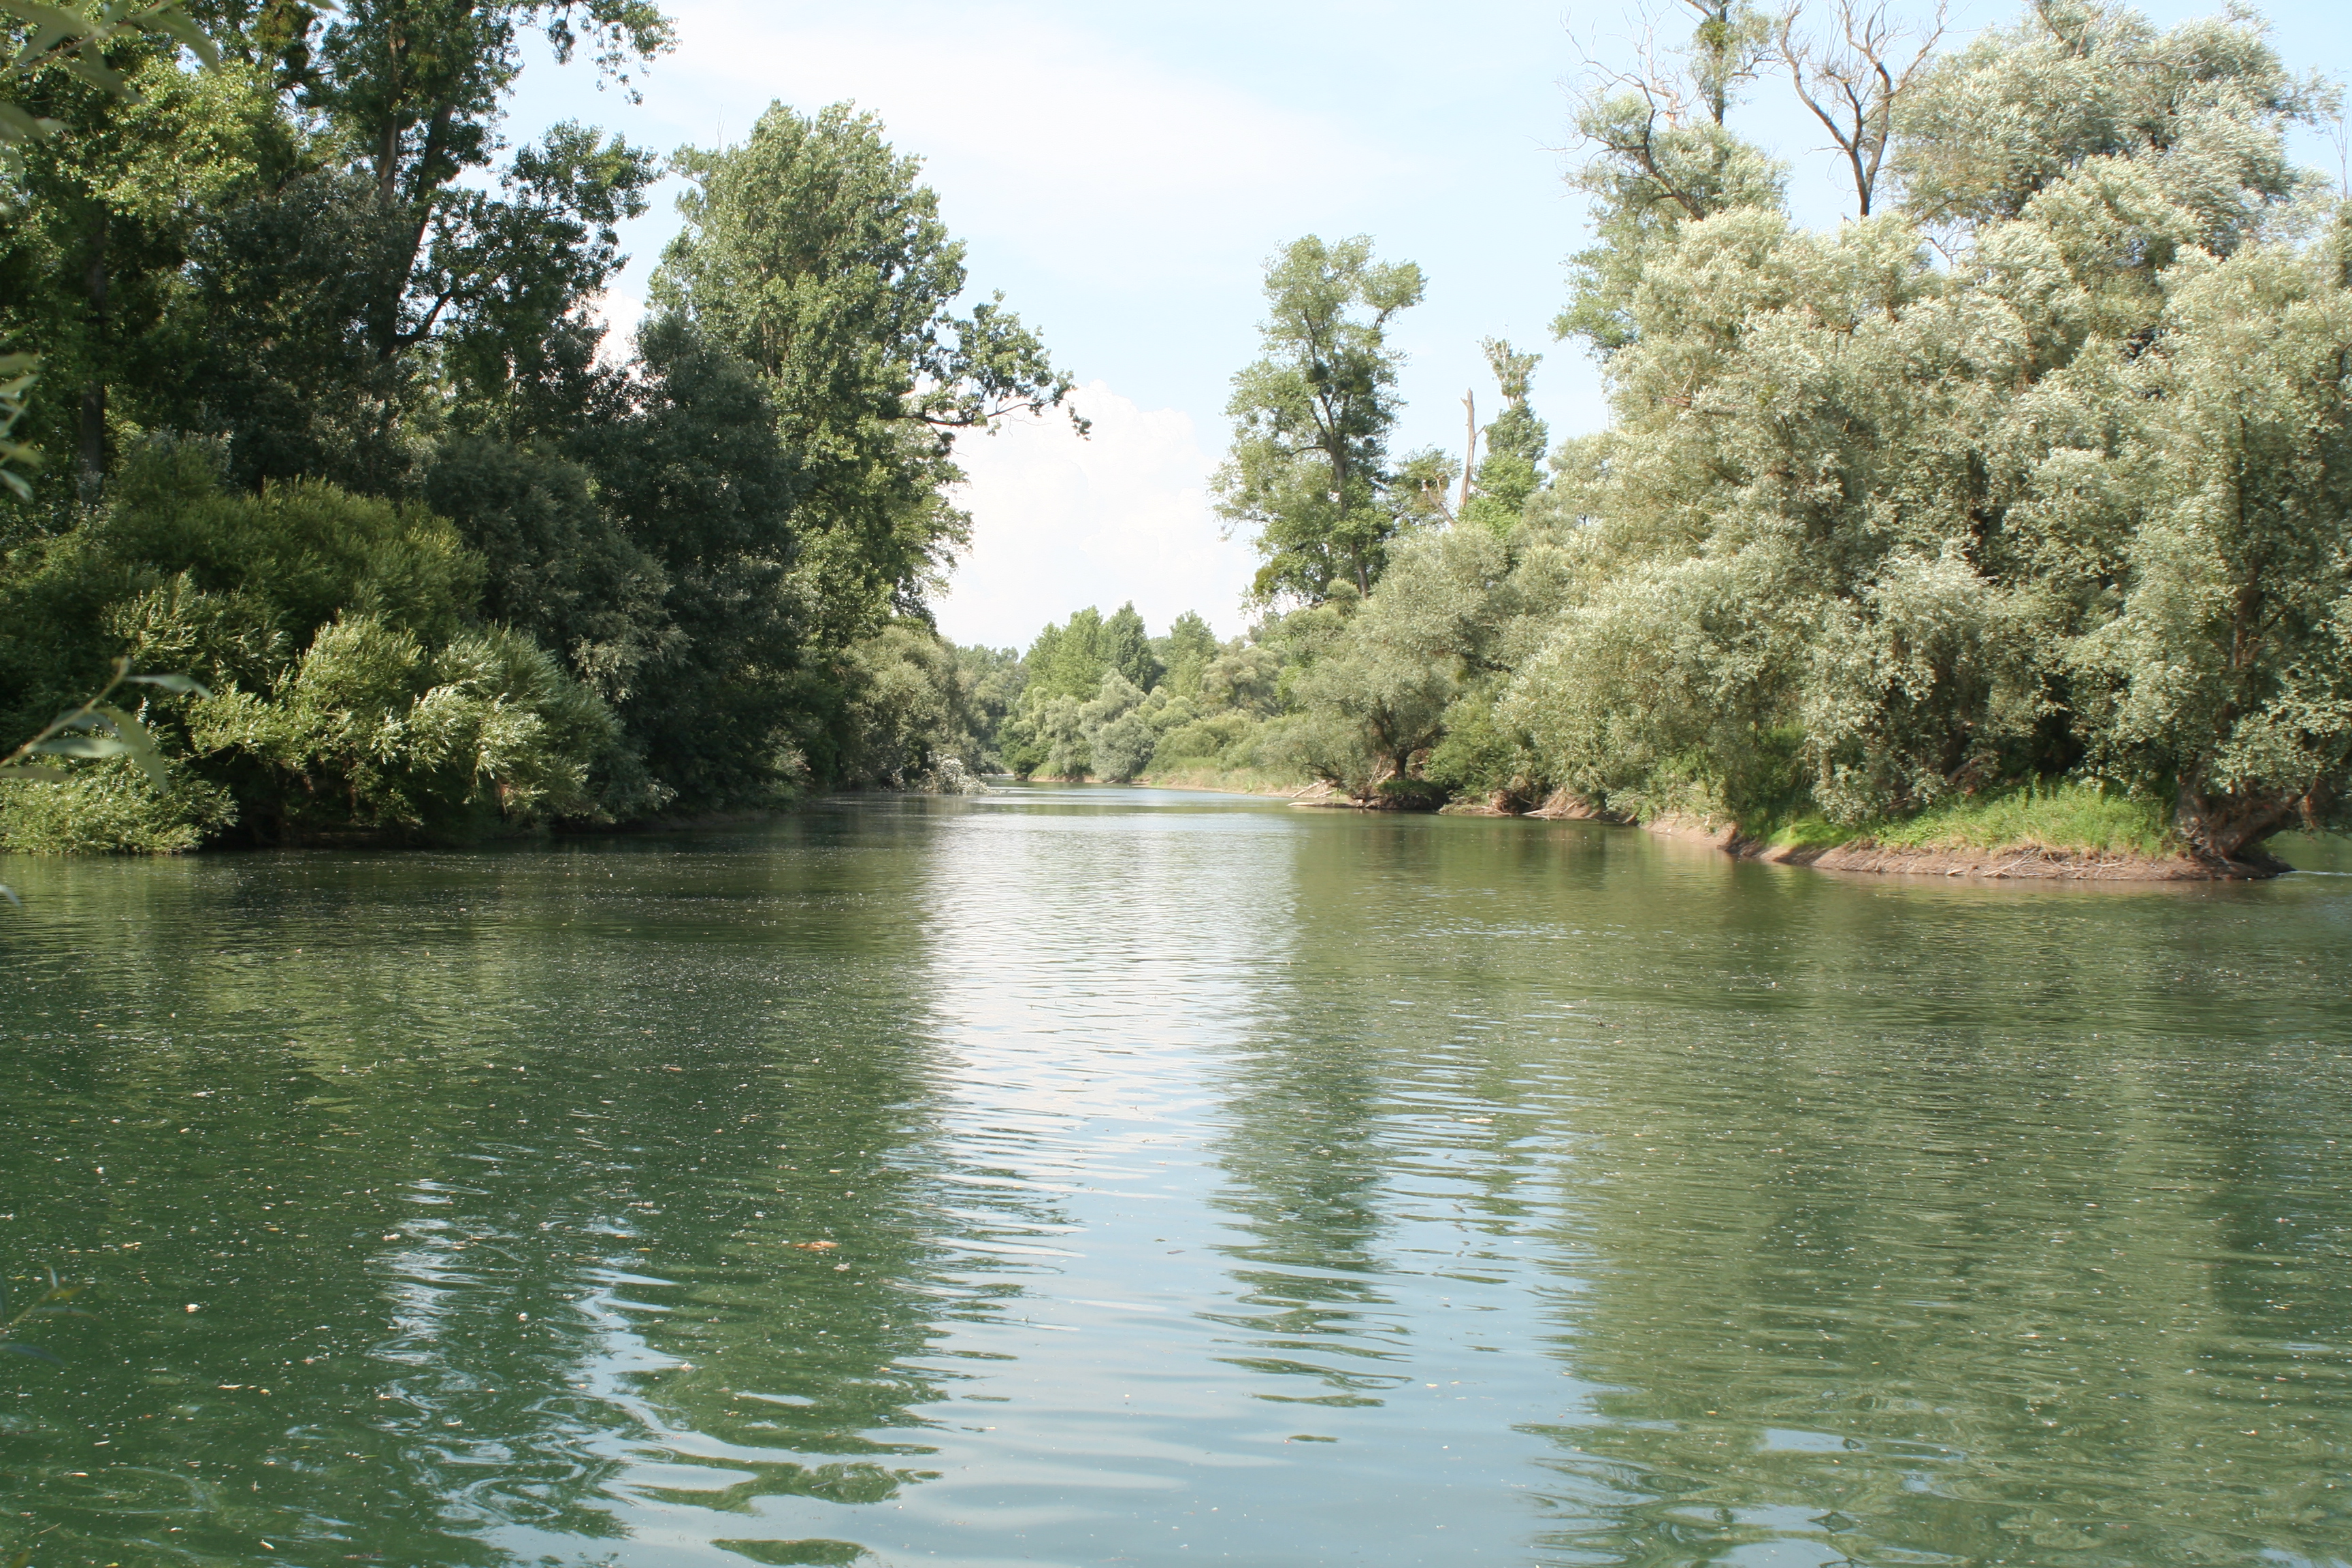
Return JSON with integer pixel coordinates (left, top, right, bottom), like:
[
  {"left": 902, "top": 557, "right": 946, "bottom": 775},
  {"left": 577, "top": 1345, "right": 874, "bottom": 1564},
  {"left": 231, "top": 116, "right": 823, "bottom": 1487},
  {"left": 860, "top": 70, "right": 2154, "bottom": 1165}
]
[
  {"left": 985, "top": 0, "right": 2352, "bottom": 868},
  {"left": 5, "top": 0, "right": 2350, "bottom": 868},
  {"left": 0, "top": 0, "right": 1064, "bottom": 849}
]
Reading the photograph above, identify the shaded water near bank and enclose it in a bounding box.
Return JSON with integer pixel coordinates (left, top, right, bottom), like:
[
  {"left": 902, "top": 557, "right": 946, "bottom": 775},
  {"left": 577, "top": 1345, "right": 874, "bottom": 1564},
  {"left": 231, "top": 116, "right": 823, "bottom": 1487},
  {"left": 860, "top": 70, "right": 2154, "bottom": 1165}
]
[{"left": 3, "top": 785, "right": 2349, "bottom": 1567}]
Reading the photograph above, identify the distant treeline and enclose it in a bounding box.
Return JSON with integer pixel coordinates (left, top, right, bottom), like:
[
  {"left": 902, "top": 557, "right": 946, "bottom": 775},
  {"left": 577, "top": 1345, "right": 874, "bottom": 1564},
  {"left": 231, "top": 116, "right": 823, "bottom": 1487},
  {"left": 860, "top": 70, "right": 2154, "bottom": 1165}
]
[
  {"left": 997, "top": 1, "right": 2352, "bottom": 865},
  {"left": 0, "top": 3, "right": 1066, "bottom": 849}
]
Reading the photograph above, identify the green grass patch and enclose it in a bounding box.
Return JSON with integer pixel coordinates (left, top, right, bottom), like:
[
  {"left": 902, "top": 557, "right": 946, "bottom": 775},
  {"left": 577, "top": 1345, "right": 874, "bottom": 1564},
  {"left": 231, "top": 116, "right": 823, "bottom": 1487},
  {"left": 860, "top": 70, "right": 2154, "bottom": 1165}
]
[
  {"left": 1132, "top": 765, "right": 1311, "bottom": 796},
  {"left": 1742, "top": 781, "right": 2178, "bottom": 859}
]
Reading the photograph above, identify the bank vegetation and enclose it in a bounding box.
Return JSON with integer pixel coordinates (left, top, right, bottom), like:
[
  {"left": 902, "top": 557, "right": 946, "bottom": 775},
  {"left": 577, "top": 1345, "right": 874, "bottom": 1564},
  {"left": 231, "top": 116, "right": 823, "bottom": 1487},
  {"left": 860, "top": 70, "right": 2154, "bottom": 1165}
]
[
  {"left": 979, "top": 0, "right": 2352, "bottom": 877},
  {"left": 0, "top": 0, "right": 1058, "bottom": 849}
]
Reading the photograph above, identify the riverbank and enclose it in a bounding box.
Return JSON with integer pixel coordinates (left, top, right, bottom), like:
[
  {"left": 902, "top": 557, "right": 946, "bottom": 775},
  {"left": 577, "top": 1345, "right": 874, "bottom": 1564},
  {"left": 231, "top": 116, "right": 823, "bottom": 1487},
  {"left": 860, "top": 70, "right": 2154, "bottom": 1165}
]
[
  {"left": 1036, "top": 773, "right": 2306, "bottom": 879},
  {"left": 1636, "top": 813, "right": 2281, "bottom": 880},
  {"left": 1628, "top": 781, "right": 2287, "bottom": 880},
  {"left": 1120, "top": 767, "right": 1318, "bottom": 799}
]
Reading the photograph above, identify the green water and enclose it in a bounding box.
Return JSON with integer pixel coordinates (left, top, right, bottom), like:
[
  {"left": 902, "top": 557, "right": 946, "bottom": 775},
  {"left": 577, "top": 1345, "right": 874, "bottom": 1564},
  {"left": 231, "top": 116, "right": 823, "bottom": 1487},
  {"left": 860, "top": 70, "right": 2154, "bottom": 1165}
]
[{"left": 3, "top": 787, "right": 2349, "bottom": 1568}]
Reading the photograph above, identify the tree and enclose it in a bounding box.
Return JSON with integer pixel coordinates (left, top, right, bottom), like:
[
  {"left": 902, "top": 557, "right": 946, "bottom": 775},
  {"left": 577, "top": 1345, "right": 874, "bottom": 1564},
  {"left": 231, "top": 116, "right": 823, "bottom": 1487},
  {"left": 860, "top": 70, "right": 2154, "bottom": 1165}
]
[
  {"left": 653, "top": 100, "right": 1075, "bottom": 640},
  {"left": 1024, "top": 607, "right": 1107, "bottom": 701},
  {"left": 1157, "top": 610, "right": 1219, "bottom": 696},
  {"left": 0, "top": 48, "right": 290, "bottom": 499},
  {"left": 577, "top": 313, "right": 804, "bottom": 809},
  {"left": 1098, "top": 601, "right": 1160, "bottom": 692},
  {"left": 0, "top": 0, "right": 222, "bottom": 500},
  {"left": 1778, "top": 0, "right": 1945, "bottom": 218},
  {"left": 1557, "top": 0, "right": 1783, "bottom": 352},
  {"left": 261, "top": 0, "right": 670, "bottom": 370},
  {"left": 2066, "top": 239, "right": 2352, "bottom": 859},
  {"left": 1460, "top": 338, "right": 1549, "bottom": 534},
  {"left": 1215, "top": 235, "right": 1425, "bottom": 604},
  {"left": 1503, "top": 0, "right": 2343, "bottom": 862},
  {"left": 0, "top": 442, "right": 634, "bottom": 847}
]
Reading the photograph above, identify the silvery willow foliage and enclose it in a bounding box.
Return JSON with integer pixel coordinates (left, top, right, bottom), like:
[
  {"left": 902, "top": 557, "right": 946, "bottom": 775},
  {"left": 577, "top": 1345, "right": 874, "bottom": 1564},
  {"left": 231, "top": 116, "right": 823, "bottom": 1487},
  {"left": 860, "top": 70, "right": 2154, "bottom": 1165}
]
[{"left": 1497, "top": 0, "right": 2348, "bottom": 859}]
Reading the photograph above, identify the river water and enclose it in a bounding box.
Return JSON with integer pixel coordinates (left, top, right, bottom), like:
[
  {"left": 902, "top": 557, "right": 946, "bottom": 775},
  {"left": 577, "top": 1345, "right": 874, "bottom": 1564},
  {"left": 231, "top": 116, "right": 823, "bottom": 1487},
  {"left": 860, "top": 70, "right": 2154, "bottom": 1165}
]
[{"left": 3, "top": 785, "right": 2349, "bottom": 1567}]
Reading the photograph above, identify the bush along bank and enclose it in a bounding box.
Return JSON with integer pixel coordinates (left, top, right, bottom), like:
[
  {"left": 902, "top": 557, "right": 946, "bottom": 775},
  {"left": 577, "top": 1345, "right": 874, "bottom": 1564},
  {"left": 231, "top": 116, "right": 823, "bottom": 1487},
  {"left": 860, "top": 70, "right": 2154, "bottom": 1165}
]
[
  {"left": 1, "top": 24, "right": 1072, "bottom": 851},
  {"left": 968, "top": 3, "right": 2351, "bottom": 879}
]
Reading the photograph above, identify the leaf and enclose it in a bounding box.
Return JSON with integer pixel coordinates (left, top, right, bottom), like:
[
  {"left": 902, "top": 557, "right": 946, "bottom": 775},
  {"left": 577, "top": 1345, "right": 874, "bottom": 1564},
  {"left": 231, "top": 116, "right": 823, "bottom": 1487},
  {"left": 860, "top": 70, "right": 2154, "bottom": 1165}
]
[
  {"left": 28, "top": 734, "right": 129, "bottom": 760},
  {"left": 0, "top": 1, "right": 105, "bottom": 36},
  {"left": 7, "top": 21, "right": 84, "bottom": 70},
  {"left": 59, "top": 50, "right": 132, "bottom": 97},
  {"left": 124, "top": 672, "right": 212, "bottom": 698},
  {"left": 46, "top": 709, "right": 115, "bottom": 734},
  {"left": 0, "top": 103, "right": 64, "bottom": 144},
  {"left": 91, "top": 702, "right": 169, "bottom": 785},
  {"left": 135, "top": 3, "right": 218, "bottom": 65}
]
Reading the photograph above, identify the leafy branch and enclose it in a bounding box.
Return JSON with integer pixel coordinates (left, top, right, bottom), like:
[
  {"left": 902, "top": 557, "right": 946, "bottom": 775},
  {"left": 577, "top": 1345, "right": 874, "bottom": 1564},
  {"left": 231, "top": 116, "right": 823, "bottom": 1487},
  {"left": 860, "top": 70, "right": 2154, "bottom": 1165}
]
[
  {"left": 0, "top": 657, "right": 210, "bottom": 902},
  {"left": 0, "top": 0, "right": 216, "bottom": 140}
]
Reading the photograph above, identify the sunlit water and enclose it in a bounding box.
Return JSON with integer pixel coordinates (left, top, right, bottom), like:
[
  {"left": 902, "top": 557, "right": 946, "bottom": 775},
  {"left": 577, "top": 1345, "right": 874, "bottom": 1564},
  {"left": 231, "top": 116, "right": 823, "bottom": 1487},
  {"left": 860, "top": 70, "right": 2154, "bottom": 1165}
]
[{"left": 3, "top": 786, "right": 2349, "bottom": 1567}]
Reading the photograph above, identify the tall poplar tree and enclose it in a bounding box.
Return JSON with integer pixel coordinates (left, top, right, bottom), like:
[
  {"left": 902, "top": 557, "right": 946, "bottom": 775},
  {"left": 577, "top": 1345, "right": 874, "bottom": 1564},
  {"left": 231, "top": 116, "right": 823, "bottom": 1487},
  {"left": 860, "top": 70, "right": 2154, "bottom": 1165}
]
[
  {"left": 653, "top": 101, "right": 1076, "bottom": 644},
  {"left": 1214, "top": 235, "right": 1424, "bottom": 605}
]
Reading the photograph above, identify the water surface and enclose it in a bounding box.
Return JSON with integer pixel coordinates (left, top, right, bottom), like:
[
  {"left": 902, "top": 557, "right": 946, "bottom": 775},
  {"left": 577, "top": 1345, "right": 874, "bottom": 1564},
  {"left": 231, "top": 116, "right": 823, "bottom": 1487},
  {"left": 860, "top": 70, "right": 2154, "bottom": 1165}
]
[{"left": 3, "top": 786, "right": 2349, "bottom": 1567}]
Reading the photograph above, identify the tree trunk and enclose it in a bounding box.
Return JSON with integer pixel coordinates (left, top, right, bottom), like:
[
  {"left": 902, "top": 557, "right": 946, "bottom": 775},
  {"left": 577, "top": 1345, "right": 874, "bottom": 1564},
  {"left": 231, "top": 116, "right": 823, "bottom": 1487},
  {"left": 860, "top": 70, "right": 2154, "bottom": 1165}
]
[
  {"left": 2174, "top": 782, "right": 2298, "bottom": 864},
  {"left": 1460, "top": 390, "right": 1476, "bottom": 516}
]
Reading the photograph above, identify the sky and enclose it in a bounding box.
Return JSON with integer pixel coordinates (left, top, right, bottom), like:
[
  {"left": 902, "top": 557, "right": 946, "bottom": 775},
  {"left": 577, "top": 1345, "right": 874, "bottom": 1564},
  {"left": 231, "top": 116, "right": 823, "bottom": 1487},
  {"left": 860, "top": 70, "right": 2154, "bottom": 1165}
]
[{"left": 504, "top": 0, "right": 2352, "bottom": 651}]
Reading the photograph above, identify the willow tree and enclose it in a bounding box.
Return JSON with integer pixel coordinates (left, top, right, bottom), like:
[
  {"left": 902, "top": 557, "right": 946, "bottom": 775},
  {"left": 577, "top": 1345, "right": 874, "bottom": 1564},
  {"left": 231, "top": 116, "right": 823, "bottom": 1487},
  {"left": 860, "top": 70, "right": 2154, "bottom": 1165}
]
[{"left": 1505, "top": 0, "right": 2345, "bottom": 861}]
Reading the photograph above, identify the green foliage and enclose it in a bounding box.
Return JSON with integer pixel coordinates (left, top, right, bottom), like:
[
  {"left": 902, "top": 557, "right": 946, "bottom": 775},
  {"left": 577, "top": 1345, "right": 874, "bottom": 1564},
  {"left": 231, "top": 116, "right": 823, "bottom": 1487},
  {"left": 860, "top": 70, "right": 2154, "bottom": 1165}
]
[
  {"left": 987, "top": 606, "right": 1307, "bottom": 786},
  {"left": 832, "top": 621, "right": 981, "bottom": 790},
  {"left": 1010, "top": 601, "right": 1162, "bottom": 713},
  {"left": 190, "top": 615, "right": 626, "bottom": 835},
  {"left": 423, "top": 434, "right": 672, "bottom": 703},
  {"left": 1214, "top": 235, "right": 1425, "bottom": 604},
  {"left": 1459, "top": 339, "right": 1548, "bottom": 536},
  {"left": 1, "top": 3, "right": 1068, "bottom": 853},
  {"left": 1422, "top": 679, "right": 1541, "bottom": 806},
  {"left": 1556, "top": 0, "right": 1786, "bottom": 358},
  {"left": 0, "top": 446, "right": 634, "bottom": 843},
  {"left": 1750, "top": 780, "right": 2176, "bottom": 859},
  {"left": 0, "top": 655, "right": 233, "bottom": 852},
  {"left": 953, "top": 642, "right": 1023, "bottom": 768},
  {"left": 1156, "top": 610, "right": 1218, "bottom": 696},
  {"left": 0, "top": 352, "right": 35, "bottom": 500},
  {"left": 1491, "top": 0, "right": 2347, "bottom": 860},
  {"left": 654, "top": 100, "right": 1073, "bottom": 644}
]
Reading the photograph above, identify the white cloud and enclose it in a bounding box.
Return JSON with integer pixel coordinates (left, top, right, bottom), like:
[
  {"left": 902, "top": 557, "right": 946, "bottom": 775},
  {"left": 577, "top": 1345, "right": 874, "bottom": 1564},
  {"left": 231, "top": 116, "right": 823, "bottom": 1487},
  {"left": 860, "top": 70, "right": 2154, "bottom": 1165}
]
[
  {"left": 933, "top": 381, "right": 1258, "bottom": 651},
  {"left": 662, "top": 1, "right": 1403, "bottom": 287}
]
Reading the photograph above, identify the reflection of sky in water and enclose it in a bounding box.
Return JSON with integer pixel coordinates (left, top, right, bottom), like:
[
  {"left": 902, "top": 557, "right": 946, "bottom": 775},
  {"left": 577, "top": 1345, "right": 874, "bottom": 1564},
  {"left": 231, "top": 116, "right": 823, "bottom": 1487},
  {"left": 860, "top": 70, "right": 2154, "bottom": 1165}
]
[{"left": 2, "top": 792, "right": 2350, "bottom": 1567}]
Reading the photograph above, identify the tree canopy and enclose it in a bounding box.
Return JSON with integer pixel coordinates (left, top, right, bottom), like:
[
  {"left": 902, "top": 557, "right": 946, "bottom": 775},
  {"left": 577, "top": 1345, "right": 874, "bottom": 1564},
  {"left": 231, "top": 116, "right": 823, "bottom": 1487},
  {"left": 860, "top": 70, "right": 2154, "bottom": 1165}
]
[{"left": 1, "top": 4, "right": 1064, "bottom": 849}]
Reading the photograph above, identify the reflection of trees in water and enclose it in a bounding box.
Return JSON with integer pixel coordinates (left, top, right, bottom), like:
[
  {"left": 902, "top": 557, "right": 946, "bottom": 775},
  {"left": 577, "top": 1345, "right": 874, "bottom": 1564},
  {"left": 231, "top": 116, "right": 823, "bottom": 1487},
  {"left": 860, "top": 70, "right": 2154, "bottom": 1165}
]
[
  {"left": 1509, "top": 871, "right": 2352, "bottom": 1565},
  {"left": 1198, "top": 817, "right": 1592, "bottom": 1413},
  {"left": 0, "top": 820, "right": 1012, "bottom": 1565}
]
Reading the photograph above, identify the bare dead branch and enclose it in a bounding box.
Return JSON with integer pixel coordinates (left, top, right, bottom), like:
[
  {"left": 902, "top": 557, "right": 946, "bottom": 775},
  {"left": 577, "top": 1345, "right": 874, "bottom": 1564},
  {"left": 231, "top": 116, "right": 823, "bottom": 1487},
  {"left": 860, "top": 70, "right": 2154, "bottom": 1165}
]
[{"left": 1778, "top": 0, "right": 1946, "bottom": 216}]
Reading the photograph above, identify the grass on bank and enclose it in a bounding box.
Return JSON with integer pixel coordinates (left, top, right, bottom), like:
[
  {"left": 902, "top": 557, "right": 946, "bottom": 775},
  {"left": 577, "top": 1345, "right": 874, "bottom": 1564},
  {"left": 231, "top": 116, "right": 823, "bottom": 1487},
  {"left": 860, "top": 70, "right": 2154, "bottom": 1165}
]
[
  {"left": 1744, "top": 780, "right": 2179, "bottom": 859},
  {"left": 1130, "top": 765, "right": 1313, "bottom": 797}
]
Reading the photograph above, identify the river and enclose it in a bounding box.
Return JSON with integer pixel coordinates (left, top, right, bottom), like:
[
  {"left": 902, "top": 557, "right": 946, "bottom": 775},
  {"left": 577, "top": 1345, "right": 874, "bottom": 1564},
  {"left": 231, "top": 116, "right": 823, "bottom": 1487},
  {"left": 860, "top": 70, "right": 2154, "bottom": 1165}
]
[{"left": 3, "top": 785, "right": 2349, "bottom": 1567}]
